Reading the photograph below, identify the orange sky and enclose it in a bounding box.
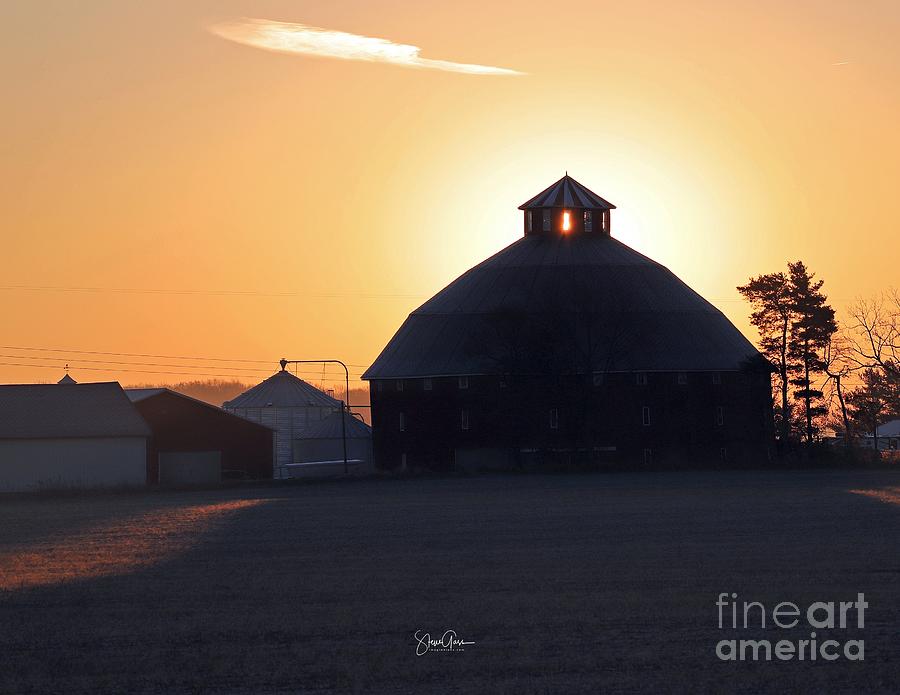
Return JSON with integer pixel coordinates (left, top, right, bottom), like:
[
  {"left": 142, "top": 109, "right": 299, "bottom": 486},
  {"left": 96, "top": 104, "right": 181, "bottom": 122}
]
[{"left": 2, "top": 1, "right": 898, "bottom": 390}]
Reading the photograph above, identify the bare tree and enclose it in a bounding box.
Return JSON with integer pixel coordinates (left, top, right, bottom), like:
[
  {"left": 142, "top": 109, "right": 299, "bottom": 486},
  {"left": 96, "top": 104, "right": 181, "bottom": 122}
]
[
  {"left": 842, "top": 289, "right": 900, "bottom": 449},
  {"left": 846, "top": 289, "right": 900, "bottom": 371},
  {"left": 822, "top": 332, "right": 856, "bottom": 444}
]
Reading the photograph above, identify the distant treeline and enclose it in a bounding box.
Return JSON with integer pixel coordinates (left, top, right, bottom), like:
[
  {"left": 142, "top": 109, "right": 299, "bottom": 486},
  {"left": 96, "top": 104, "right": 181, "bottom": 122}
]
[
  {"left": 131, "top": 379, "right": 372, "bottom": 423},
  {"left": 130, "top": 379, "right": 251, "bottom": 407}
]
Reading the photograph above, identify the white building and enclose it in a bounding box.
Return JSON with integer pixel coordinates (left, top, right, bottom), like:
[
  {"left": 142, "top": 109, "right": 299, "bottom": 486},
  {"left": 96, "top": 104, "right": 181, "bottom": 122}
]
[
  {"left": 830, "top": 419, "right": 900, "bottom": 451},
  {"left": 288, "top": 411, "right": 374, "bottom": 477},
  {"left": 224, "top": 368, "right": 340, "bottom": 475},
  {"left": 863, "top": 419, "right": 900, "bottom": 451},
  {"left": 0, "top": 382, "right": 150, "bottom": 491}
]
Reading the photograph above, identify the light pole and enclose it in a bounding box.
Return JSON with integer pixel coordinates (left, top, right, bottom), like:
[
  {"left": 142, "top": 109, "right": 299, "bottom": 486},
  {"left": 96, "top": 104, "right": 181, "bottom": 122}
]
[{"left": 280, "top": 358, "right": 350, "bottom": 475}]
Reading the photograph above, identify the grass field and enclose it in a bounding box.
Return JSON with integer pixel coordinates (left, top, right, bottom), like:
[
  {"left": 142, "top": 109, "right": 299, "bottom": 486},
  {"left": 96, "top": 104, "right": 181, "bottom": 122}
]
[{"left": 1, "top": 470, "right": 899, "bottom": 693}]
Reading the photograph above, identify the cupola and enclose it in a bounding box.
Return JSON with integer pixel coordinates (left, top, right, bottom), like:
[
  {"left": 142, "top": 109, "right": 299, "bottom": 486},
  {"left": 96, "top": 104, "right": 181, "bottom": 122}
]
[{"left": 518, "top": 174, "right": 616, "bottom": 236}]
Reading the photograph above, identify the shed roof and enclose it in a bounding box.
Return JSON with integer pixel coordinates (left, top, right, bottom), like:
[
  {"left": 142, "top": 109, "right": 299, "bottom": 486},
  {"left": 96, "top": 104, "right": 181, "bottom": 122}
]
[
  {"left": 224, "top": 369, "right": 341, "bottom": 409},
  {"left": 518, "top": 174, "right": 616, "bottom": 210},
  {"left": 125, "top": 388, "right": 166, "bottom": 402},
  {"left": 125, "top": 387, "right": 275, "bottom": 431},
  {"left": 298, "top": 411, "right": 372, "bottom": 440},
  {"left": 0, "top": 382, "right": 151, "bottom": 440}
]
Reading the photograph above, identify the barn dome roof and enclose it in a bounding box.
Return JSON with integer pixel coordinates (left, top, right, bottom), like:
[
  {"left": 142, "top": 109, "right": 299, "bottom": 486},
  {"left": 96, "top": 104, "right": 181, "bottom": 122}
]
[
  {"left": 224, "top": 369, "right": 341, "bottom": 409},
  {"left": 363, "top": 228, "right": 759, "bottom": 379}
]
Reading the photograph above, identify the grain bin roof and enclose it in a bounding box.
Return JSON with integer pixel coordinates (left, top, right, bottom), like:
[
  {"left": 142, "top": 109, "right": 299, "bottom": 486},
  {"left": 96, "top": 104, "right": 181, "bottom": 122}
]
[
  {"left": 363, "top": 232, "right": 760, "bottom": 379},
  {"left": 0, "top": 382, "right": 151, "bottom": 440},
  {"left": 298, "top": 411, "right": 372, "bottom": 440},
  {"left": 224, "top": 369, "right": 341, "bottom": 409}
]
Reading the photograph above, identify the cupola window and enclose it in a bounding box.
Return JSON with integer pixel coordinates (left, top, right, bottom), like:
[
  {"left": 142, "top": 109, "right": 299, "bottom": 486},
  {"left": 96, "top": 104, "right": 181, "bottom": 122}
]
[
  {"left": 584, "top": 210, "right": 592, "bottom": 232},
  {"left": 562, "top": 211, "right": 571, "bottom": 232},
  {"left": 542, "top": 209, "right": 551, "bottom": 232}
]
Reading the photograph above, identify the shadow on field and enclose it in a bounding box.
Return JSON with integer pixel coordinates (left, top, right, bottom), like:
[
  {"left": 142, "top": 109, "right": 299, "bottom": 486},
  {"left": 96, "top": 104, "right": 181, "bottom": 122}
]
[{"left": 1, "top": 470, "right": 899, "bottom": 694}]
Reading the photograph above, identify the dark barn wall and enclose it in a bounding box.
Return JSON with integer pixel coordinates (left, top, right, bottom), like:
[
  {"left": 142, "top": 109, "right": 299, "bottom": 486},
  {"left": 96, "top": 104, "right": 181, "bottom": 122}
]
[
  {"left": 133, "top": 393, "right": 273, "bottom": 482},
  {"left": 369, "top": 371, "right": 773, "bottom": 470}
]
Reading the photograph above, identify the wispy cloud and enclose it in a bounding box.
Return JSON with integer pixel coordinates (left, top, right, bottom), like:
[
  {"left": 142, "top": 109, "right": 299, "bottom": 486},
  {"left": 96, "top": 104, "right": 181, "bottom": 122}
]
[
  {"left": 209, "top": 18, "right": 524, "bottom": 76},
  {"left": 832, "top": 60, "right": 851, "bottom": 66}
]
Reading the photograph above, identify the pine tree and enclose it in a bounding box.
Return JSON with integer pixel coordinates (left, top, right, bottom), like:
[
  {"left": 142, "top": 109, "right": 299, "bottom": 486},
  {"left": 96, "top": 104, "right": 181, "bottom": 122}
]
[
  {"left": 737, "top": 272, "right": 793, "bottom": 445},
  {"left": 738, "top": 261, "right": 836, "bottom": 447},
  {"left": 787, "top": 262, "right": 836, "bottom": 445}
]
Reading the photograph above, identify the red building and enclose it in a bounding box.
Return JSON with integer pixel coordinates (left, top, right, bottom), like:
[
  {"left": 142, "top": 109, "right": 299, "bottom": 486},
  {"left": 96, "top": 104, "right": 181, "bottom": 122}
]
[
  {"left": 127, "top": 388, "right": 273, "bottom": 483},
  {"left": 363, "top": 175, "right": 774, "bottom": 470}
]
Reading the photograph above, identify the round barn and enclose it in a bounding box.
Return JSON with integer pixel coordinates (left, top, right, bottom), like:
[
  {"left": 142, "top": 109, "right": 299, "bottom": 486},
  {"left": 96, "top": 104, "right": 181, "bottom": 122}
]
[{"left": 363, "top": 175, "right": 774, "bottom": 470}]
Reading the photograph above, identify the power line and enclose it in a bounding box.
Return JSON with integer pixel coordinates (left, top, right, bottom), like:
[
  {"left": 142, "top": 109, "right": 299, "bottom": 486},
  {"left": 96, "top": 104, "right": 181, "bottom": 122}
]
[
  {"left": 0, "top": 357, "right": 365, "bottom": 381},
  {"left": 0, "top": 361, "right": 266, "bottom": 380},
  {"left": 0, "top": 345, "right": 370, "bottom": 369},
  {"left": 0, "top": 344, "right": 270, "bottom": 364},
  {"left": 0, "top": 360, "right": 368, "bottom": 382},
  {"left": 0, "top": 353, "right": 274, "bottom": 373},
  {"left": 0, "top": 285, "right": 424, "bottom": 300},
  {"left": 0, "top": 285, "right": 856, "bottom": 306}
]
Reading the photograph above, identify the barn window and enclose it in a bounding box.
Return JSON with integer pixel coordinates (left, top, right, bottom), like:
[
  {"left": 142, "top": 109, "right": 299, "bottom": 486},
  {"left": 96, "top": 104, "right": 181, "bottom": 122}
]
[
  {"left": 461, "top": 409, "right": 470, "bottom": 430},
  {"left": 527, "top": 210, "right": 533, "bottom": 233},
  {"left": 677, "top": 372, "right": 687, "bottom": 385},
  {"left": 720, "top": 447, "right": 728, "bottom": 463},
  {"left": 396, "top": 380, "right": 404, "bottom": 392},
  {"left": 716, "top": 406, "right": 725, "bottom": 427},
  {"left": 399, "top": 412, "right": 406, "bottom": 432},
  {"left": 542, "top": 209, "right": 551, "bottom": 232},
  {"left": 642, "top": 406, "right": 651, "bottom": 426},
  {"left": 712, "top": 372, "right": 722, "bottom": 385},
  {"left": 643, "top": 448, "right": 653, "bottom": 465},
  {"left": 636, "top": 372, "right": 648, "bottom": 386},
  {"left": 602, "top": 210, "right": 609, "bottom": 231},
  {"left": 550, "top": 408, "right": 559, "bottom": 430},
  {"left": 592, "top": 372, "right": 604, "bottom": 386},
  {"left": 458, "top": 376, "right": 469, "bottom": 390},
  {"left": 562, "top": 211, "right": 572, "bottom": 232},
  {"left": 584, "top": 210, "right": 593, "bottom": 232},
  {"left": 423, "top": 377, "right": 433, "bottom": 391}
]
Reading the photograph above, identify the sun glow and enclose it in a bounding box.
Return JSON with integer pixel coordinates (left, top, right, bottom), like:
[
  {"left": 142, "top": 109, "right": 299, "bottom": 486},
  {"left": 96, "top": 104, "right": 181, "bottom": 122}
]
[{"left": 562, "top": 211, "right": 571, "bottom": 232}]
